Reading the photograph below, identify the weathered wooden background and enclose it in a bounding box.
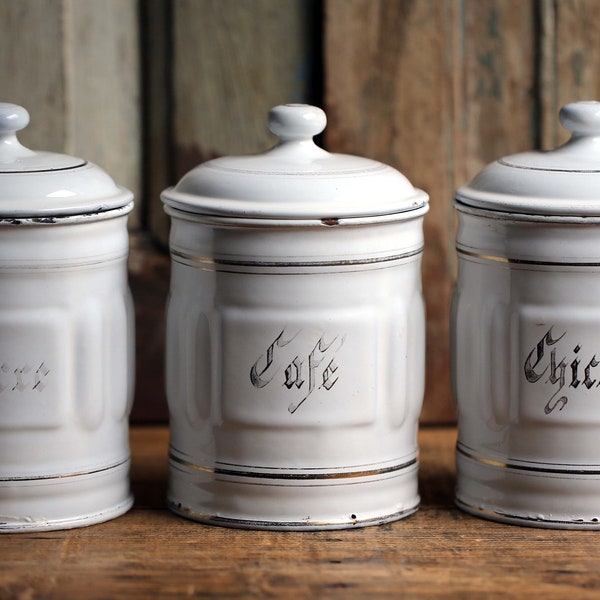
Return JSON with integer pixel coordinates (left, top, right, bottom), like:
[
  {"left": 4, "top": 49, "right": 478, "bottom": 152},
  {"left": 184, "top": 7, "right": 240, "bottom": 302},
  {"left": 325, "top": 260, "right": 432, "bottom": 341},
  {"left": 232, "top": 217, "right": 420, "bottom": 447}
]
[{"left": 2, "top": 0, "right": 600, "bottom": 423}]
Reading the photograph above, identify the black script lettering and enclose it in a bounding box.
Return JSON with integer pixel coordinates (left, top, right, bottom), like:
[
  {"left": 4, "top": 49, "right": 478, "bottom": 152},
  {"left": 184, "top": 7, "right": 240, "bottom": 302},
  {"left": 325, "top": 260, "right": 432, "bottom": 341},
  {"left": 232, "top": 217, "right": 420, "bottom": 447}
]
[
  {"left": 287, "top": 335, "right": 344, "bottom": 414},
  {"left": 523, "top": 328, "right": 600, "bottom": 415},
  {"left": 250, "top": 330, "right": 297, "bottom": 388},
  {"left": 545, "top": 394, "right": 568, "bottom": 414},
  {"left": 284, "top": 357, "right": 304, "bottom": 390},
  {"left": 524, "top": 328, "right": 566, "bottom": 383},
  {"left": 584, "top": 356, "right": 599, "bottom": 389},
  {"left": 0, "top": 361, "right": 50, "bottom": 395},
  {"left": 250, "top": 328, "right": 345, "bottom": 414}
]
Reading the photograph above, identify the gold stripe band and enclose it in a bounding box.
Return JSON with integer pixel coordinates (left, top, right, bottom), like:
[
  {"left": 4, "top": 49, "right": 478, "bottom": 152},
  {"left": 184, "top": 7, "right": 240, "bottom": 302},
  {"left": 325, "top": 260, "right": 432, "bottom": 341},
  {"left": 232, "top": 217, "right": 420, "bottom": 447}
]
[
  {"left": 169, "top": 453, "right": 417, "bottom": 481},
  {"left": 457, "top": 444, "right": 600, "bottom": 475},
  {"left": 0, "top": 459, "right": 130, "bottom": 482},
  {"left": 457, "top": 247, "right": 600, "bottom": 267},
  {"left": 170, "top": 247, "right": 423, "bottom": 269}
]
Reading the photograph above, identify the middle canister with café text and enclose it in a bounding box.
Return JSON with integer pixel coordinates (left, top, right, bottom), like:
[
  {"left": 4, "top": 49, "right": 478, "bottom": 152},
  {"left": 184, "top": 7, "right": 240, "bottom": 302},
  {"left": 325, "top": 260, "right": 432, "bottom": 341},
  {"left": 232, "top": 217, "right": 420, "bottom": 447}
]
[{"left": 161, "top": 104, "right": 429, "bottom": 530}]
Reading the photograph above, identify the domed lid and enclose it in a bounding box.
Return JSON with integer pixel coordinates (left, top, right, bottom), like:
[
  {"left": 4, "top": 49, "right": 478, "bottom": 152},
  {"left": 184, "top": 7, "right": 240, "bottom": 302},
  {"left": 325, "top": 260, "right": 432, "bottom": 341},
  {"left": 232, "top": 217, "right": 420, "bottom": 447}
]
[
  {"left": 457, "top": 101, "right": 600, "bottom": 216},
  {"left": 161, "top": 104, "right": 428, "bottom": 220},
  {"left": 0, "top": 103, "right": 132, "bottom": 217}
]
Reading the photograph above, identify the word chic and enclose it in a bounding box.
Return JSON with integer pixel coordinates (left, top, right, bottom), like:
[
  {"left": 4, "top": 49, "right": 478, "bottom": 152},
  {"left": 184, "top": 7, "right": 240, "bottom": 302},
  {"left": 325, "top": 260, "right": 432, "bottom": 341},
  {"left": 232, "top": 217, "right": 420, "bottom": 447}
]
[{"left": 524, "top": 328, "right": 600, "bottom": 414}]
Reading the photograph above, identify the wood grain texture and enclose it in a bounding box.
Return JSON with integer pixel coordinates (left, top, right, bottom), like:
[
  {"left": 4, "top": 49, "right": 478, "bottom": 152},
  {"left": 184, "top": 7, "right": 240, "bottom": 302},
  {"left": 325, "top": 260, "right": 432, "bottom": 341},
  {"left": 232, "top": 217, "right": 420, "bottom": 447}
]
[
  {"left": 3, "top": 426, "right": 600, "bottom": 599},
  {"left": 67, "top": 0, "right": 142, "bottom": 226},
  {"left": 143, "top": 0, "right": 174, "bottom": 247},
  {"left": 0, "top": 0, "right": 68, "bottom": 151},
  {"left": 539, "top": 0, "right": 600, "bottom": 150},
  {"left": 459, "top": 0, "right": 537, "bottom": 178},
  {"left": 325, "top": 0, "right": 458, "bottom": 423},
  {"left": 325, "top": 0, "right": 540, "bottom": 423},
  {"left": 128, "top": 234, "right": 170, "bottom": 424},
  {"left": 148, "top": 0, "right": 319, "bottom": 245},
  {"left": 172, "top": 0, "right": 316, "bottom": 169}
]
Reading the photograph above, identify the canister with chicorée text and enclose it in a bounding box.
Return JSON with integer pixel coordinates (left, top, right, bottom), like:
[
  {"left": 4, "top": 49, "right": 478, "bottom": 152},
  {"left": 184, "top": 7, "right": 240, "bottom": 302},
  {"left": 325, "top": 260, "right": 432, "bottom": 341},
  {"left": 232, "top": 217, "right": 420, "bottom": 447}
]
[
  {"left": 161, "top": 104, "right": 429, "bottom": 530},
  {"left": 0, "top": 103, "right": 135, "bottom": 531},
  {"left": 453, "top": 101, "right": 600, "bottom": 528}
]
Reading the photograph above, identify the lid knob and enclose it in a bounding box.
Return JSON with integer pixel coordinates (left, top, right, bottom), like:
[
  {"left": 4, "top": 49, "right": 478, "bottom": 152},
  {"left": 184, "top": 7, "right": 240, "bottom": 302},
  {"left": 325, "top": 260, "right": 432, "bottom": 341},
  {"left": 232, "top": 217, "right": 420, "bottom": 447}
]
[
  {"left": 268, "top": 104, "right": 327, "bottom": 142},
  {"left": 0, "top": 103, "right": 35, "bottom": 161},
  {"left": 559, "top": 101, "right": 600, "bottom": 137}
]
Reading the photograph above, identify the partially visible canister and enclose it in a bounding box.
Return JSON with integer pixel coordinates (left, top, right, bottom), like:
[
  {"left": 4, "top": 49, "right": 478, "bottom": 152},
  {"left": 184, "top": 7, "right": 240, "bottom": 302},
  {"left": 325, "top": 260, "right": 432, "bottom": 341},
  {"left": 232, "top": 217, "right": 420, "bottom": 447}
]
[
  {"left": 0, "top": 103, "right": 134, "bottom": 531},
  {"left": 161, "top": 104, "right": 429, "bottom": 530},
  {"left": 453, "top": 101, "right": 600, "bottom": 528}
]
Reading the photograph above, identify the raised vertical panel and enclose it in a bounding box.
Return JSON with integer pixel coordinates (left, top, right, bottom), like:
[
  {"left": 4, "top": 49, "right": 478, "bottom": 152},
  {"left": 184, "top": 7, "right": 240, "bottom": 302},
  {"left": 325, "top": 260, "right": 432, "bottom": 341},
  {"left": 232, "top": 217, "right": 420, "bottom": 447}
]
[
  {"left": 107, "top": 290, "right": 134, "bottom": 423},
  {"left": 325, "top": 0, "right": 458, "bottom": 423},
  {"left": 66, "top": 0, "right": 141, "bottom": 227},
  {"left": 539, "top": 0, "right": 600, "bottom": 150},
  {"left": 74, "top": 297, "right": 105, "bottom": 431}
]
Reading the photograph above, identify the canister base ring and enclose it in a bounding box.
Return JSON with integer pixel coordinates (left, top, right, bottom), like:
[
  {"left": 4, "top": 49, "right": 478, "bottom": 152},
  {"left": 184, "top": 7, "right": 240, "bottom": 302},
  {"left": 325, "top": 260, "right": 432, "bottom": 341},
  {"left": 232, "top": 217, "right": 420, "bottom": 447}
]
[
  {"left": 168, "top": 458, "right": 419, "bottom": 530},
  {"left": 455, "top": 497, "right": 600, "bottom": 530},
  {"left": 168, "top": 501, "right": 418, "bottom": 531},
  {"left": 456, "top": 449, "right": 600, "bottom": 529},
  {"left": 0, "top": 460, "right": 132, "bottom": 532},
  {"left": 0, "top": 496, "right": 133, "bottom": 533}
]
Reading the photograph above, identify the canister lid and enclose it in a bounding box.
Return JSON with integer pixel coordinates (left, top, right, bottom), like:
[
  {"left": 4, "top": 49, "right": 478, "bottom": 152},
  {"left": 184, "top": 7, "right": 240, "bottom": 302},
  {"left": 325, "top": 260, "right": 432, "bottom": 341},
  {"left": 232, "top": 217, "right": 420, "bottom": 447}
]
[
  {"left": 0, "top": 103, "right": 132, "bottom": 217},
  {"left": 457, "top": 101, "right": 600, "bottom": 216},
  {"left": 161, "top": 104, "right": 428, "bottom": 219}
]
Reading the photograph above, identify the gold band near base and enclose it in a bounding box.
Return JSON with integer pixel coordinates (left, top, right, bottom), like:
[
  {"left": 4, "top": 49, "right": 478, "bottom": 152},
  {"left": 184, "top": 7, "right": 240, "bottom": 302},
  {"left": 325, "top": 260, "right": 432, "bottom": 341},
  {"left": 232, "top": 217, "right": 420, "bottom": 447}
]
[
  {"left": 0, "top": 458, "right": 130, "bottom": 482},
  {"left": 169, "top": 452, "right": 417, "bottom": 481},
  {"left": 170, "top": 247, "right": 423, "bottom": 269},
  {"left": 457, "top": 247, "right": 600, "bottom": 267},
  {"left": 457, "top": 443, "right": 600, "bottom": 476}
]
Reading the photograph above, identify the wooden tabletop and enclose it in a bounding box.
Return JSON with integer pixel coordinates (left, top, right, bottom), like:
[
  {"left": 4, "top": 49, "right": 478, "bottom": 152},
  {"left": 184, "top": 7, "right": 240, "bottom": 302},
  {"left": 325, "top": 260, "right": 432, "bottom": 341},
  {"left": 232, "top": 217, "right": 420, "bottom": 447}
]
[{"left": 2, "top": 425, "right": 600, "bottom": 598}]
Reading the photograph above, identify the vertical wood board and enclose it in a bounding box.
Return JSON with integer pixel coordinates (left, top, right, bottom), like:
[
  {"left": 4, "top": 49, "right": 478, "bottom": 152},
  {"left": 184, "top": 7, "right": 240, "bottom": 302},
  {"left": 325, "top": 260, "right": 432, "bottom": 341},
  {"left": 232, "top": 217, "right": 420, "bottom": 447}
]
[
  {"left": 172, "top": 0, "right": 318, "bottom": 177},
  {"left": 325, "top": 0, "right": 458, "bottom": 422},
  {"left": 144, "top": 0, "right": 174, "bottom": 243},
  {"left": 325, "top": 0, "right": 539, "bottom": 422},
  {"left": 66, "top": 0, "right": 142, "bottom": 226},
  {"left": 0, "top": 0, "right": 68, "bottom": 151},
  {"left": 459, "top": 0, "right": 537, "bottom": 180},
  {"left": 540, "top": 0, "right": 600, "bottom": 149}
]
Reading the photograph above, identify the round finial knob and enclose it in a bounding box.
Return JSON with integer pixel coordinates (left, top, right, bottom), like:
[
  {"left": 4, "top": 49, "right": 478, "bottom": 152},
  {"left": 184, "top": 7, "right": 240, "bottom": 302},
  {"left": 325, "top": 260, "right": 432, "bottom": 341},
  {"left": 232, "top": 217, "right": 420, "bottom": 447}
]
[
  {"left": 559, "top": 101, "right": 600, "bottom": 136},
  {"left": 0, "top": 103, "right": 30, "bottom": 135},
  {"left": 268, "top": 104, "right": 327, "bottom": 142},
  {"left": 0, "top": 103, "right": 36, "bottom": 162}
]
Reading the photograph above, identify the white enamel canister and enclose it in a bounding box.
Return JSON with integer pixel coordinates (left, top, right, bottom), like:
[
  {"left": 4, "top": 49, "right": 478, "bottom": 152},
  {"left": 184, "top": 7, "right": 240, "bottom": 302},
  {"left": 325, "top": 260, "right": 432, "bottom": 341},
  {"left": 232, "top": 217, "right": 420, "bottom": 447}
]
[
  {"left": 453, "top": 101, "right": 600, "bottom": 528},
  {"left": 161, "top": 104, "right": 429, "bottom": 529},
  {"left": 0, "top": 104, "right": 134, "bottom": 531}
]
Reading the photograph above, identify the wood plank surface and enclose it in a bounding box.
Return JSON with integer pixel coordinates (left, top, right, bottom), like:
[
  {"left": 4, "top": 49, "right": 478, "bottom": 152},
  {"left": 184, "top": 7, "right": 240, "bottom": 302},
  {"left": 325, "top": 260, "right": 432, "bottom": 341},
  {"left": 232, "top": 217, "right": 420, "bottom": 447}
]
[{"left": 2, "top": 426, "right": 600, "bottom": 599}]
